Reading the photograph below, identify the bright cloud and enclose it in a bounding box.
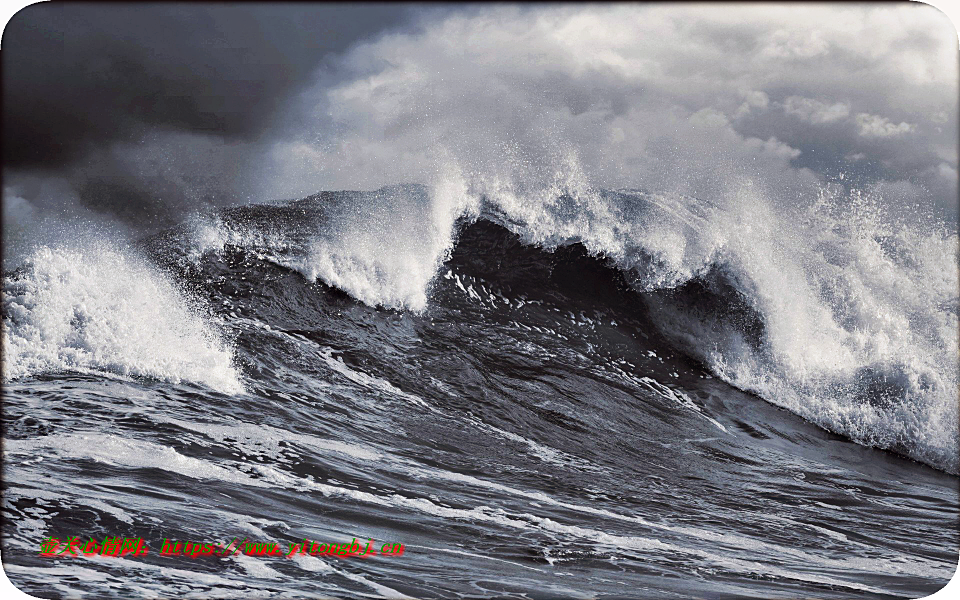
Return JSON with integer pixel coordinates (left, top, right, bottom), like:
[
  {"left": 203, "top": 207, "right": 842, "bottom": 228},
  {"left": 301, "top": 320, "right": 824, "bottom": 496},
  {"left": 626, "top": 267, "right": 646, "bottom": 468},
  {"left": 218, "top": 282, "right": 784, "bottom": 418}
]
[
  {"left": 855, "top": 113, "right": 916, "bottom": 137},
  {"left": 783, "top": 96, "right": 851, "bottom": 124}
]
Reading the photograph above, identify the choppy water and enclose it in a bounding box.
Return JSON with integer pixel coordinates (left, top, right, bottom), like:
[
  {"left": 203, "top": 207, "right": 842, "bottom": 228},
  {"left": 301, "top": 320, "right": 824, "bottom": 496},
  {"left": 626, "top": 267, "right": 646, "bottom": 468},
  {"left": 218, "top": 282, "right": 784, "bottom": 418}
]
[{"left": 3, "top": 185, "right": 958, "bottom": 598}]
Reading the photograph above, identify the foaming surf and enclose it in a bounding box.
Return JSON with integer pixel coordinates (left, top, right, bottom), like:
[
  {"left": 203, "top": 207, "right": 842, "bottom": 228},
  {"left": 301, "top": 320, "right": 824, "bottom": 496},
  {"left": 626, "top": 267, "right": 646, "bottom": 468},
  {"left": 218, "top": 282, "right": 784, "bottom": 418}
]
[{"left": 2, "top": 240, "right": 243, "bottom": 394}]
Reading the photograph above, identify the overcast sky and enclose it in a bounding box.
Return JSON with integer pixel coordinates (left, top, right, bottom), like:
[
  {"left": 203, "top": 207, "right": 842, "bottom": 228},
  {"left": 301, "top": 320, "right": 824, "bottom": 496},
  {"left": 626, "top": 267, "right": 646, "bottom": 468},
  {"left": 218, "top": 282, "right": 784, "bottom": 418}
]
[{"left": 3, "top": 2, "right": 958, "bottom": 244}]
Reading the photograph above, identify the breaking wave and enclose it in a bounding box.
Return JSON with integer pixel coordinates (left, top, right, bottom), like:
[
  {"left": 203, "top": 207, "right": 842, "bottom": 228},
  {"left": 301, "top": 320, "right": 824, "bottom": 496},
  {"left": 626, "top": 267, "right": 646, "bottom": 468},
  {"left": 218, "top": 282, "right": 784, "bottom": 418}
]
[
  {"left": 2, "top": 240, "right": 243, "bottom": 394},
  {"left": 161, "top": 175, "right": 958, "bottom": 474}
]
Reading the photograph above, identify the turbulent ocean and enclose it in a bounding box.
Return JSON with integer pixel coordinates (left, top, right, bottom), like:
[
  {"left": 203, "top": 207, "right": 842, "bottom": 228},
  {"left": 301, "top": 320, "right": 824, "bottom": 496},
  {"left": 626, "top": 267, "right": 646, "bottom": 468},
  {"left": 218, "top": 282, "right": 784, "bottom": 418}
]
[{"left": 2, "top": 182, "right": 958, "bottom": 598}]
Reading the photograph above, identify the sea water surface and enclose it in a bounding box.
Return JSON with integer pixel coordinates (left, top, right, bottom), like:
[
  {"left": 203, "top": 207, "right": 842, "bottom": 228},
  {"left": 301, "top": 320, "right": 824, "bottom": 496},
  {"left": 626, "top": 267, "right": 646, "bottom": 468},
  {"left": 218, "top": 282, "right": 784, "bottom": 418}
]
[{"left": 2, "top": 185, "right": 958, "bottom": 598}]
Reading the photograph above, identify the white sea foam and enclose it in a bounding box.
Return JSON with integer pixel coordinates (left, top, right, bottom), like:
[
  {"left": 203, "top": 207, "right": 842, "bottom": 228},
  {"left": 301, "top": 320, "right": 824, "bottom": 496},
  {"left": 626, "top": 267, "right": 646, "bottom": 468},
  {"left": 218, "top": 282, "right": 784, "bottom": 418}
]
[
  {"left": 4, "top": 434, "right": 263, "bottom": 486},
  {"left": 2, "top": 242, "right": 243, "bottom": 394},
  {"left": 183, "top": 181, "right": 479, "bottom": 312}
]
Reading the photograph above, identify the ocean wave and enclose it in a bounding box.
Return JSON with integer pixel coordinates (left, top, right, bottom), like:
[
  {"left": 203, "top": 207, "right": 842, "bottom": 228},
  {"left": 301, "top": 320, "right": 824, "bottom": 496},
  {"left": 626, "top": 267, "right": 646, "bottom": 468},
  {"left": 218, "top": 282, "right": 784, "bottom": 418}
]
[
  {"left": 2, "top": 241, "right": 243, "bottom": 394},
  {"left": 164, "top": 179, "right": 957, "bottom": 474}
]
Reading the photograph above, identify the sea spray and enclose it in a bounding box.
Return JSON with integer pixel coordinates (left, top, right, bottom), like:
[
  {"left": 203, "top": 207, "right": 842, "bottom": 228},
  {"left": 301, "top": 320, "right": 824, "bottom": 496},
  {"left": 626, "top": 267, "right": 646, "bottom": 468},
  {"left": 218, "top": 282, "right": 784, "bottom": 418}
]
[{"left": 2, "top": 240, "right": 243, "bottom": 394}]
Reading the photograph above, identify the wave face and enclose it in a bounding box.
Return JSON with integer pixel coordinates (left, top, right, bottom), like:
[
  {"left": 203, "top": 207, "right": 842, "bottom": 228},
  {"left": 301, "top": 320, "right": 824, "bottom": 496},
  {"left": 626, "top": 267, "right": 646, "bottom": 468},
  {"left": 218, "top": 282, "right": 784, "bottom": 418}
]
[{"left": 2, "top": 186, "right": 958, "bottom": 598}]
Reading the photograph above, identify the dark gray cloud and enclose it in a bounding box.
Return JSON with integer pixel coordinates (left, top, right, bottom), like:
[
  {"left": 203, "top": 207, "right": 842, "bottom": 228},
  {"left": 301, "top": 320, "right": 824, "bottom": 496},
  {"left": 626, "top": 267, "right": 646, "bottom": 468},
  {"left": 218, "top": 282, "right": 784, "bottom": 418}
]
[
  {"left": 2, "top": 2, "right": 414, "bottom": 243},
  {"left": 2, "top": 2, "right": 409, "bottom": 168}
]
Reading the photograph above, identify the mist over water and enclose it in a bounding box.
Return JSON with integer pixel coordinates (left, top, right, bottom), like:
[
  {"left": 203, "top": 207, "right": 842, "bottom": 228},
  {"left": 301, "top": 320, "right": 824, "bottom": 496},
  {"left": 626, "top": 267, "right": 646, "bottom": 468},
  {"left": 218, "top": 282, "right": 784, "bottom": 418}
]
[{"left": 264, "top": 5, "right": 957, "bottom": 220}]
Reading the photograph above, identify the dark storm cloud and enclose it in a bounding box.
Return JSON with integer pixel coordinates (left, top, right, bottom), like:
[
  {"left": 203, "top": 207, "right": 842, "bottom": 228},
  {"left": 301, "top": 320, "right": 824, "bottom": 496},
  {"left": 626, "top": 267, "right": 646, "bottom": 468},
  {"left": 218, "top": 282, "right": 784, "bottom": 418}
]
[{"left": 2, "top": 2, "right": 410, "bottom": 169}]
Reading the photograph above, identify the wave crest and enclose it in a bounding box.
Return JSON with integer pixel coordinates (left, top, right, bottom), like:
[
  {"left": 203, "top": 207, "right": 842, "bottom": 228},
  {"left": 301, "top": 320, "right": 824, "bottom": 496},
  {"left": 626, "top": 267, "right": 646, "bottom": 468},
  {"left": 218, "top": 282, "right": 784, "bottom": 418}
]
[{"left": 2, "top": 242, "right": 243, "bottom": 394}]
